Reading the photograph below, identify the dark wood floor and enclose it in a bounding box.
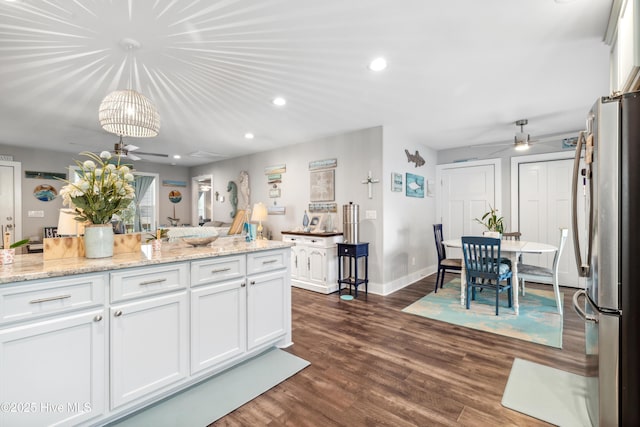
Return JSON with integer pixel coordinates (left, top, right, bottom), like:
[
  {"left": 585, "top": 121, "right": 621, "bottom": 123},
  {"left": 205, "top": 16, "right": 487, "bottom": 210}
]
[{"left": 212, "top": 273, "right": 587, "bottom": 426}]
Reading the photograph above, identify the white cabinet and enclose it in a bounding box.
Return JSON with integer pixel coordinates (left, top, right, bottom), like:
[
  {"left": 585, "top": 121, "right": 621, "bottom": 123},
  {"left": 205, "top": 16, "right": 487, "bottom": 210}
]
[
  {"left": 282, "top": 232, "right": 342, "bottom": 294},
  {"left": 247, "top": 269, "right": 287, "bottom": 349},
  {"left": 109, "top": 263, "right": 189, "bottom": 409},
  {"left": 190, "top": 256, "right": 247, "bottom": 374},
  {"left": 191, "top": 250, "right": 290, "bottom": 373},
  {"left": 0, "top": 246, "right": 291, "bottom": 426},
  {"left": 611, "top": 0, "right": 640, "bottom": 93},
  {"left": 0, "top": 274, "right": 107, "bottom": 427}
]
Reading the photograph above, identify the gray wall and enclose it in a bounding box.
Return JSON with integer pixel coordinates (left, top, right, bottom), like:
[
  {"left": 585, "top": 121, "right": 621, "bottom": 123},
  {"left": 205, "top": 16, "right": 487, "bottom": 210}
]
[
  {"left": 0, "top": 143, "right": 191, "bottom": 240},
  {"left": 191, "top": 127, "right": 386, "bottom": 288}
]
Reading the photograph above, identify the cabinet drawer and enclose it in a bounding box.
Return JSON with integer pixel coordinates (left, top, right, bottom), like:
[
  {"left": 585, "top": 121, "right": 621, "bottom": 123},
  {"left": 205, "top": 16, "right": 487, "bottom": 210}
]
[
  {"left": 0, "top": 274, "right": 106, "bottom": 325},
  {"left": 337, "top": 243, "right": 369, "bottom": 257},
  {"left": 282, "top": 234, "right": 342, "bottom": 248},
  {"left": 191, "top": 255, "right": 246, "bottom": 287},
  {"left": 111, "top": 263, "right": 188, "bottom": 302},
  {"left": 247, "top": 250, "right": 288, "bottom": 275}
]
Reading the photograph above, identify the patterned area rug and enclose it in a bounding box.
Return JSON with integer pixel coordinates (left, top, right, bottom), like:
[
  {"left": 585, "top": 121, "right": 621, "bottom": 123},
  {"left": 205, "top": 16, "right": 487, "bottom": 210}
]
[{"left": 402, "top": 278, "right": 563, "bottom": 348}]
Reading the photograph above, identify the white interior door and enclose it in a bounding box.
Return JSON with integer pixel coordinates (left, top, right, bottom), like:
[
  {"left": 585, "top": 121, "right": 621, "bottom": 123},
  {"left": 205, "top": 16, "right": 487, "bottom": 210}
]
[
  {"left": 437, "top": 160, "right": 500, "bottom": 257},
  {"left": 0, "top": 162, "right": 21, "bottom": 245},
  {"left": 518, "top": 158, "right": 584, "bottom": 288}
]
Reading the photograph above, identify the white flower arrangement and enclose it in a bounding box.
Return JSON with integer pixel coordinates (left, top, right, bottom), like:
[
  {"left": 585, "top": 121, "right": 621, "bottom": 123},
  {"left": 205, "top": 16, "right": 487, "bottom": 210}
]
[{"left": 59, "top": 151, "right": 136, "bottom": 225}]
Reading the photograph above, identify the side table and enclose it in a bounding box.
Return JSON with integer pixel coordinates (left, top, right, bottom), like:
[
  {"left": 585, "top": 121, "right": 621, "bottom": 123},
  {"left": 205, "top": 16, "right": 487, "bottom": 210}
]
[{"left": 337, "top": 242, "right": 369, "bottom": 298}]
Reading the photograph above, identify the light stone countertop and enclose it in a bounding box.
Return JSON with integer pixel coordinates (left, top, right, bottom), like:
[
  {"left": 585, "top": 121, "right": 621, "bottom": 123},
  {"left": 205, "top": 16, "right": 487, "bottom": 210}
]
[{"left": 0, "top": 239, "right": 293, "bottom": 284}]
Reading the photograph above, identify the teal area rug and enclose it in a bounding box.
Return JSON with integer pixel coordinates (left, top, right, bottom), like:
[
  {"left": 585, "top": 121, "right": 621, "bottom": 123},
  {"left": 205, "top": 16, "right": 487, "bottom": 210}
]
[
  {"left": 402, "top": 278, "right": 563, "bottom": 348},
  {"left": 109, "top": 348, "right": 309, "bottom": 426},
  {"left": 502, "top": 358, "right": 594, "bottom": 426}
]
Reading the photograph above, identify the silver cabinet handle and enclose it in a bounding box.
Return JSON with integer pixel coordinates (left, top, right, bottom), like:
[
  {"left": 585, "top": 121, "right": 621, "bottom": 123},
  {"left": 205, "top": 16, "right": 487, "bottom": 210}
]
[
  {"left": 211, "top": 267, "right": 231, "bottom": 274},
  {"left": 114, "top": 310, "right": 123, "bottom": 317},
  {"left": 29, "top": 294, "right": 71, "bottom": 304},
  {"left": 262, "top": 259, "right": 277, "bottom": 264},
  {"left": 294, "top": 255, "right": 297, "bottom": 268},
  {"left": 139, "top": 278, "right": 167, "bottom": 286},
  {"left": 94, "top": 315, "right": 103, "bottom": 322},
  {"left": 241, "top": 282, "right": 246, "bottom": 287},
  {"left": 250, "top": 280, "right": 256, "bottom": 285}
]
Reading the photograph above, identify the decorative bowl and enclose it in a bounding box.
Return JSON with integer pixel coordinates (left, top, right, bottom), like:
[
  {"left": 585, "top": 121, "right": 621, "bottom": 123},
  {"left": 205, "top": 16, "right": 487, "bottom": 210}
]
[{"left": 182, "top": 236, "right": 218, "bottom": 247}]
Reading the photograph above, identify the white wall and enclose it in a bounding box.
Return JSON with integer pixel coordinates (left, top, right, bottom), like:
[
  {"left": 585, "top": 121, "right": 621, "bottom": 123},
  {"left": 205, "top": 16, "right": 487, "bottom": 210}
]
[
  {"left": 0, "top": 143, "right": 191, "bottom": 240},
  {"left": 381, "top": 127, "right": 438, "bottom": 294}
]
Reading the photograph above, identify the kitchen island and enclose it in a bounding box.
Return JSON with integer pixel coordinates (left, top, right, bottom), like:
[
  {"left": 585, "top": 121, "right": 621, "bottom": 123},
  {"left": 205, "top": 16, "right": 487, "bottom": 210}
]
[{"left": 0, "top": 239, "right": 292, "bottom": 427}]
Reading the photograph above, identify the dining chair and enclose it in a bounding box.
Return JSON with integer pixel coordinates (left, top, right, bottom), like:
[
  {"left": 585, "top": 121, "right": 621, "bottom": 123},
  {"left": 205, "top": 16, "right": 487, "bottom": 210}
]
[
  {"left": 461, "top": 236, "right": 513, "bottom": 315},
  {"left": 517, "top": 228, "right": 568, "bottom": 315},
  {"left": 433, "top": 224, "right": 462, "bottom": 293},
  {"left": 502, "top": 231, "right": 521, "bottom": 241}
]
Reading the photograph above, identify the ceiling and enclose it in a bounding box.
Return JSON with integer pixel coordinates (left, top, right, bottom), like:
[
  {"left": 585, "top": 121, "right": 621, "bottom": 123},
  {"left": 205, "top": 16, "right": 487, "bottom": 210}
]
[{"left": 0, "top": 0, "right": 613, "bottom": 166}]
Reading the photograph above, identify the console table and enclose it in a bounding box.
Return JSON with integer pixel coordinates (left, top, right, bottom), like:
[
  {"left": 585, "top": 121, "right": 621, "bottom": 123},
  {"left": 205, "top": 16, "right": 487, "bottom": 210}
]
[{"left": 337, "top": 242, "right": 369, "bottom": 298}]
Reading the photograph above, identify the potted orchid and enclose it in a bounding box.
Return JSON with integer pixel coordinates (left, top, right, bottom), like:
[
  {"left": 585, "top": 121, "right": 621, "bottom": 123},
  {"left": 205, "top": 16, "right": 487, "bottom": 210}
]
[{"left": 59, "top": 151, "right": 135, "bottom": 258}]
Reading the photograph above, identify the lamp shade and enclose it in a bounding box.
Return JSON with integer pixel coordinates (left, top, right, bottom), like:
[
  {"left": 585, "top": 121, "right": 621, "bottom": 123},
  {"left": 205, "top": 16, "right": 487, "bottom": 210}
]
[
  {"left": 57, "top": 209, "right": 85, "bottom": 236},
  {"left": 251, "top": 203, "right": 268, "bottom": 222},
  {"left": 99, "top": 89, "right": 160, "bottom": 137}
]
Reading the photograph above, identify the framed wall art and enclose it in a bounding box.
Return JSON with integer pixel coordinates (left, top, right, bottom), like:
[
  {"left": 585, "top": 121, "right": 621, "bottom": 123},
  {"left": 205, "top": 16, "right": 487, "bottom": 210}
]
[
  {"left": 391, "top": 172, "right": 402, "bottom": 192},
  {"left": 405, "top": 173, "right": 425, "bottom": 198},
  {"left": 310, "top": 169, "right": 335, "bottom": 202}
]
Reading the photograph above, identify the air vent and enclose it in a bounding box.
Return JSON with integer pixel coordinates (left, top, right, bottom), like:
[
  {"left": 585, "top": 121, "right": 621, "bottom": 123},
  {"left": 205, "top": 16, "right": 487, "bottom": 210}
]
[{"left": 189, "top": 151, "right": 224, "bottom": 158}]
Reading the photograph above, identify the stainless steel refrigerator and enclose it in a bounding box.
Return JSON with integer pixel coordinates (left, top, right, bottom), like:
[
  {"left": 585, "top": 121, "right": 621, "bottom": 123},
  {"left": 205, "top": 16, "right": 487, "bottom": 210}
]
[{"left": 572, "top": 91, "right": 640, "bottom": 426}]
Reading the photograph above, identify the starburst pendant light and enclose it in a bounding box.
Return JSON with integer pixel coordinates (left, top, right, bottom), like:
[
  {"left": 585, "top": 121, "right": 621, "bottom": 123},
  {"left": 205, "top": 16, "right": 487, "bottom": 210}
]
[{"left": 98, "top": 39, "right": 160, "bottom": 138}]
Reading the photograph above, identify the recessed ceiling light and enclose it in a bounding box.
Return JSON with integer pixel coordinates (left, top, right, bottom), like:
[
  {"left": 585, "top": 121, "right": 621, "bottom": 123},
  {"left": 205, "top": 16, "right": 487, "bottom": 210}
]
[
  {"left": 172, "top": 154, "right": 181, "bottom": 159},
  {"left": 244, "top": 133, "right": 254, "bottom": 139},
  {"left": 272, "top": 97, "right": 286, "bottom": 106},
  {"left": 368, "top": 57, "right": 387, "bottom": 71}
]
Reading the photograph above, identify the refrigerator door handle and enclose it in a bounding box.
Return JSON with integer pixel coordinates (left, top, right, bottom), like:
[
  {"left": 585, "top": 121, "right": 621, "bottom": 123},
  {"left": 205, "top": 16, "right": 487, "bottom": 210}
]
[
  {"left": 571, "top": 130, "right": 593, "bottom": 277},
  {"left": 572, "top": 289, "right": 598, "bottom": 322}
]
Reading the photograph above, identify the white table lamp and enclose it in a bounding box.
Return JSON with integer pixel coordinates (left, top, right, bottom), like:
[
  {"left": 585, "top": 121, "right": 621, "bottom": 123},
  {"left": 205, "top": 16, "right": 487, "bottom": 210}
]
[
  {"left": 251, "top": 202, "right": 268, "bottom": 240},
  {"left": 57, "top": 209, "right": 85, "bottom": 236}
]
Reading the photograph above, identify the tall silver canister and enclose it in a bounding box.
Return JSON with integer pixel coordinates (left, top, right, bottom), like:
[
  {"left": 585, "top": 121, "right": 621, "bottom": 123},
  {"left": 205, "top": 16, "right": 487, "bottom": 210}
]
[{"left": 343, "top": 202, "right": 359, "bottom": 243}]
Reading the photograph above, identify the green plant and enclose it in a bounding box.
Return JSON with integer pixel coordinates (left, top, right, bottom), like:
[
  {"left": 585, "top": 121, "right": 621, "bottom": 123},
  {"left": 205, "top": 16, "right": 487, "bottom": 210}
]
[
  {"left": 475, "top": 205, "right": 504, "bottom": 233},
  {"left": 146, "top": 228, "right": 168, "bottom": 242},
  {"left": 9, "top": 238, "right": 30, "bottom": 249},
  {"left": 58, "top": 151, "right": 136, "bottom": 225}
]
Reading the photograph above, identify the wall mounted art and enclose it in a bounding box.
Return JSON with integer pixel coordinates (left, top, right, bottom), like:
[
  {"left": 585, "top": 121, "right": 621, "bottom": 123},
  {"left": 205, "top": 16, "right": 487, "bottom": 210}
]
[
  {"left": 405, "top": 149, "right": 425, "bottom": 167},
  {"left": 269, "top": 188, "right": 281, "bottom": 198},
  {"left": 310, "top": 169, "right": 335, "bottom": 202},
  {"left": 264, "top": 164, "right": 286, "bottom": 175},
  {"left": 168, "top": 190, "right": 182, "bottom": 203},
  {"left": 26, "top": 170, "right": 66, "bottom": 180},
  {"left": 405, "top": 173, "right": 425, "bottom": 198},
  {"left": 33, "top": 184, "right": 57, "bottom": 201},
  {"left": 391, "top": 172, "right": 403, "bottom": 192},
  {"left": 162, "top": 180, "right": 187, "bottom": 187},
  {"left": 309, "top": 158, "right": 337, "bottom": 170},
  {"left": 267, "top": 173, "right": 282, "bottom": 184},
  {"left": 267, "top": 205, "right": 286, "bottom": 215},
  {"left": 309, "top": 202, "right": 337, "bottom": 213}
]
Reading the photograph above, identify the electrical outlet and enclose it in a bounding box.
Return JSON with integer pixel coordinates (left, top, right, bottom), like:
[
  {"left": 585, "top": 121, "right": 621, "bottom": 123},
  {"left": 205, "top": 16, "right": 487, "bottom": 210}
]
[
  {"left": 411, "top": 257, "right": 416, "bottom": 266},
  {"left": 28, "top": 210, "right": 44, "bottom": 218},
  {"left": 365, "top": 210, "right": 377, "bottom": 220}
]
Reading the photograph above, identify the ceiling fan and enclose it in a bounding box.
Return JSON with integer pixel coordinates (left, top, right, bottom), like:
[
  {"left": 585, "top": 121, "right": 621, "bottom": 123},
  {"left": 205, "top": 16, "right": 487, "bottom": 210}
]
[
  {"left": 111, "top": 135, "right": 169, "bottom": 161},
  {"left": 470, "top": 119, "right": 582, "bottom": 156}
]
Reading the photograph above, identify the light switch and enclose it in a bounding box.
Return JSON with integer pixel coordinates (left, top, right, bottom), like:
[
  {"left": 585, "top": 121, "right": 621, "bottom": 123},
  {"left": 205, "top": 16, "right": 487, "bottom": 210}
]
[
  {"left": 28, "top": 210, "right": 44, "bottom": 218},
  {"left": 365, "top": 210, "right": 377, "bottom": 220}
]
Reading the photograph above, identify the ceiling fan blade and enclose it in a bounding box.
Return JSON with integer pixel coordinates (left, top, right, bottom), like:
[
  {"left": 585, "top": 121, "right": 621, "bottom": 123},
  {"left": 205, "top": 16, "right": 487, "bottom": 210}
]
[
  {"left": 124, "top": 144, "right": 139, "bottom": 152},
  {"left": 127, "top": 153, "right": 142, "bottom": 161},
  {"left": 135, "top": 151, "right": 169, "bottom": 158}
]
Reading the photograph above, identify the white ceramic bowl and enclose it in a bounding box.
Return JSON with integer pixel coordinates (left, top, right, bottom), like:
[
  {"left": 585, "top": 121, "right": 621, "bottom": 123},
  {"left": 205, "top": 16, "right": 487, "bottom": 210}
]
[{"left": 182, "top": 236, "right": 218, "bottom": 247}]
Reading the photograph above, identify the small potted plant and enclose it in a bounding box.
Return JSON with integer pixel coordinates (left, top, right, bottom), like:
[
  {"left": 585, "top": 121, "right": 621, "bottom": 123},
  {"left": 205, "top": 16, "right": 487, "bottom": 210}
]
[
  {"left": 146, "top": 228, "right": 168, "bottom": 251},
  {"left": 475, "top": 205, "right": 504, "bottom": 237},
  {"left": 1, "top": 233, "right": 30, "bottom": 265}
]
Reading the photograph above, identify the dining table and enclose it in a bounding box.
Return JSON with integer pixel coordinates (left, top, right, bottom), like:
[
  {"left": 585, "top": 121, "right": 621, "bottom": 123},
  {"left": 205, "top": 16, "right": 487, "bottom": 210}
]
[{"left": 442, "top": 238, "right": 558, "bottom": 315}]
